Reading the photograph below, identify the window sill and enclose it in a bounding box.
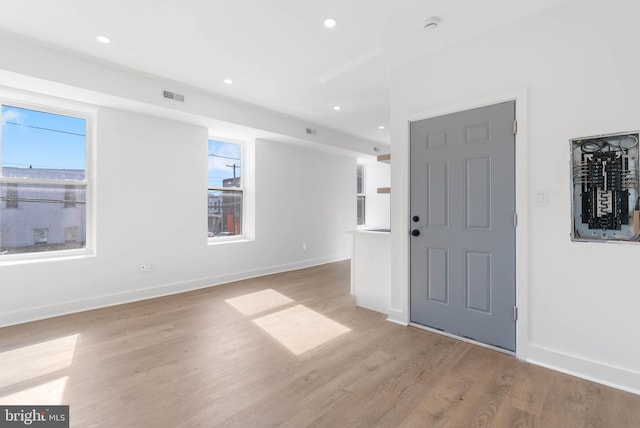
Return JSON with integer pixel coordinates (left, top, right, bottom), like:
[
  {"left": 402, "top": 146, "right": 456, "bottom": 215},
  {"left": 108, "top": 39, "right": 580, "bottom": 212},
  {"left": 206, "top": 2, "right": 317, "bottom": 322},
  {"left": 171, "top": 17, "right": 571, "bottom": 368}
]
[
  {"left": 207, "top": 235, "right": 252, "bottom": 246},
  {"left": 0, "top": 249, "right": 95, "bottom": 267}
]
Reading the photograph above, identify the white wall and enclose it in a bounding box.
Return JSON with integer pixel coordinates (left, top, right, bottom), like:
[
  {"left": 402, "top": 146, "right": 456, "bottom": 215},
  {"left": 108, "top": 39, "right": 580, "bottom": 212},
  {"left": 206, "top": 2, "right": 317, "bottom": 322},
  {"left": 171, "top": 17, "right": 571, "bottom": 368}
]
[
  {"left": 362, "top": 161, "right": 390, "bottom": 228},
  {"left": 390, "top": 0, "right": 640, "bottom": 393},
  {"left": 254, "top": 139, "right": 355, "bottom": 265},
  {"left": 0, "top": 30, "right": 385, "bottom": 157},
  {"left": 0, "top": 104, "right": 355, "bottom": 326}
]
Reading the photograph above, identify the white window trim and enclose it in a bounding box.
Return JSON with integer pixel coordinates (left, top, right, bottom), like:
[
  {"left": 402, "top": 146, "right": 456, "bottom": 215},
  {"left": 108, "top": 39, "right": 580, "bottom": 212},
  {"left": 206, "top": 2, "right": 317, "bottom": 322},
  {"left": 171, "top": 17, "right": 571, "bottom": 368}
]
[
  {"left": 207, "top": 137, "right": 246, "bottom": 243},
  {"left": 0, "top": 94, "right": 96, "bottom": 264}
]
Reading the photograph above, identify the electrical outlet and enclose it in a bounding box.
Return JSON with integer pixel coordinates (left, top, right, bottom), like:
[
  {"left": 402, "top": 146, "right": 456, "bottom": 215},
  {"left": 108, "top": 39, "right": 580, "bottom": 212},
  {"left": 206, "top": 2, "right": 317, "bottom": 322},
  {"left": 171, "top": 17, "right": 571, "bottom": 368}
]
[{"left": 139, "top": 263, "right": 155, "bottom": 273}]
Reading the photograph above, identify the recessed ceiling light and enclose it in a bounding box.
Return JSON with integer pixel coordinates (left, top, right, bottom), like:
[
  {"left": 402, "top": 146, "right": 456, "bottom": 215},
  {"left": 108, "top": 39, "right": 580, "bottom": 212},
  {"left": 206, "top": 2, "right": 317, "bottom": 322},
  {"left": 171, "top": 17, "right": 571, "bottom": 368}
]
[
  {"left": 378, "top": 125, "right": 385, "bottom": 130},
  {"left": 423, "top": 16, "right": 441, "bottom": 31},
  {"left": 324, "top": 18, "right": 338, "bottom": 28},
  {"left": 224, "top": 78, "right": 233, "bottom": 85},
  {"left": 333, "top": 106, "right": 341, "bottom": 111},
  {"left": 96, "top": 35, "right": 111, "bottom": 44}
]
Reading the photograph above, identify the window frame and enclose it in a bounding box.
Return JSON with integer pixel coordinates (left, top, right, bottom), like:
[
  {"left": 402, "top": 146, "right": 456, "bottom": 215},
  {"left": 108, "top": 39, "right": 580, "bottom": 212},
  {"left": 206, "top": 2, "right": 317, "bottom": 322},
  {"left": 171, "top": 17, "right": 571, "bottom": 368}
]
[
  {"left": 0, "top": 96, "right": 95, "bottom": 263},
  {"left": 357, "top": 164, "right": 366, "bottom": 227},
  {"left": 207, "top": 138, "right": 245, "bottom": 243}
]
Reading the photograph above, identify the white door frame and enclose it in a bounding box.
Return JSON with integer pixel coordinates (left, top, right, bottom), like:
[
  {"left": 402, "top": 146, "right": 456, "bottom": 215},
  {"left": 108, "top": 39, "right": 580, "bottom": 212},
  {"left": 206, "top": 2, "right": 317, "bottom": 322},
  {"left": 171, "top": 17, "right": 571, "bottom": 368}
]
[{"left": 391, "top": 88, "right": 529, "bottom": 360}]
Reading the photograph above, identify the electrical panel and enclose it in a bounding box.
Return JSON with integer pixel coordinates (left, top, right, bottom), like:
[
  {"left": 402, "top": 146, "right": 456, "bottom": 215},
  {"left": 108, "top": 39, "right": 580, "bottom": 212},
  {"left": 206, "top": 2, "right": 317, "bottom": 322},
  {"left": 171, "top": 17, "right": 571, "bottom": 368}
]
[{"left": 571, "top": 131, "right": 640, "bottom": 242}]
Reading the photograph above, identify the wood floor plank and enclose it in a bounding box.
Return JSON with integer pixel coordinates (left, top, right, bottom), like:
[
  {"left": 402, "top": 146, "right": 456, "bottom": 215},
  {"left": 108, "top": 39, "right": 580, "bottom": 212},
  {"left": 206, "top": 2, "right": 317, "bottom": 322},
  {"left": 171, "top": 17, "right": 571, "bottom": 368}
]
[
  {"left": 1, "top": 260, "right": 639, "bottom": 427},
  {"left": 324, "top": 336, "right": 469, "bottom": 428},
  {"left": 491, "top": 407, "right": 536, "bottom": 428}
]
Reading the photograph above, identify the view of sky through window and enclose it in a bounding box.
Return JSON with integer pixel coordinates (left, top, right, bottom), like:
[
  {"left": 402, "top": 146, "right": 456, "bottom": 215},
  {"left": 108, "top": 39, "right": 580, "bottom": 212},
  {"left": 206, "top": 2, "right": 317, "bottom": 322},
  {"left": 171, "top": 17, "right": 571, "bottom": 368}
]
[
  {"left": 208, "top": 139, "right": 241, "bottom": 187},
  {"left": 1, "top": 105, "right": 86, "bottom": 174}
]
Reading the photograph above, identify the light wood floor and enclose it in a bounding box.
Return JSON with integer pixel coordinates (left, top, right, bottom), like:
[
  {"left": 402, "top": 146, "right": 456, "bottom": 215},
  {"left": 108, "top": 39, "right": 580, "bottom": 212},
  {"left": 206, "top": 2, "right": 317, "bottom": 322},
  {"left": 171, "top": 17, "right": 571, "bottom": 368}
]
[{"left": 1, "top": 261, "right": 639, "bottom": 427}]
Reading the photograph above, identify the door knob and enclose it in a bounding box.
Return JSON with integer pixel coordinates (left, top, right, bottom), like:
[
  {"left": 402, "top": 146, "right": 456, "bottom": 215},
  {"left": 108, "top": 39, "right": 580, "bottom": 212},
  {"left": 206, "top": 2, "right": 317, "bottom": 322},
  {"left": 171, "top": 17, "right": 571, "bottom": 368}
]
[
  {"left": 412, "top": 215, "right": 420, "bottom": 222},
  {"left": 411, "top": 229, "right": 420, "bottom": 237}
]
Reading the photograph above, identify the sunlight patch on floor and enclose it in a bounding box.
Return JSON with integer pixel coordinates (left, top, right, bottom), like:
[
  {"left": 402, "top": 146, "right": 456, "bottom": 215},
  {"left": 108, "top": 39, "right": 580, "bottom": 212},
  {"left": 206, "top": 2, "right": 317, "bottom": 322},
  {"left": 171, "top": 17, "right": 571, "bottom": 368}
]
[
  {"left": 0, "top": 376, "right": 68, "bottom": 405},
  {"left": 225, "top": 289, "right": 294, "bottom": 316},
  {"left": 0, "top": 334, "right": 78, "bottom": 388},
  {"left": 252, "top": 305, "right": 351, "bottom": 356}
]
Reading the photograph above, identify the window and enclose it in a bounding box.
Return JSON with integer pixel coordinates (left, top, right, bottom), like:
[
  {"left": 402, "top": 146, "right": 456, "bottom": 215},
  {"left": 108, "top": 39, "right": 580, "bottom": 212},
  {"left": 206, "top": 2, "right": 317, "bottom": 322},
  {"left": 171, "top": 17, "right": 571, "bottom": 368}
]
[
  {"left": 0, "top": 103, "right": 89, "bottom": 256},
  {"left": 64, "top": 227, "right": 78, "bottom": 243},
  {"left": 33, "top": 228, "right": 49, "bottom": 245},
  {"left": 5, "top": 183, "right": 18, "bottom": 208},
  {"left": 208, "top": 139, "right": 243, "bottom": 238},
  {"left": 357, "top": 164, "right": 366, "bottom": 226},
  {"left": 64, "top": 185, "right": 76, "bottom": 208}
]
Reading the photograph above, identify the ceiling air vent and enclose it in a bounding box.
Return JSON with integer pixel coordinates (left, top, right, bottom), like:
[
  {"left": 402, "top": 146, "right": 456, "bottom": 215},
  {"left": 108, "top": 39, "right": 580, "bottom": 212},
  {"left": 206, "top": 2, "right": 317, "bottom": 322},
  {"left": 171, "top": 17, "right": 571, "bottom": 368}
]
[
  {"left": 163, "top": 90, "right": 185, "bottom": 102},
  {"left": 306, "top": 128, "right": 317, "bottom": 135}
]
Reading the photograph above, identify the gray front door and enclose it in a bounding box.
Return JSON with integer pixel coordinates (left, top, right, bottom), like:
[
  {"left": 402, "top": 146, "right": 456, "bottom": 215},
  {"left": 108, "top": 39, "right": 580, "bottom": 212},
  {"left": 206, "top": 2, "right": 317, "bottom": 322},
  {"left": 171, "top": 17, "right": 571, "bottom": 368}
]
[{"left": 410, "top": 101, "right": 516, "bottom": 351}]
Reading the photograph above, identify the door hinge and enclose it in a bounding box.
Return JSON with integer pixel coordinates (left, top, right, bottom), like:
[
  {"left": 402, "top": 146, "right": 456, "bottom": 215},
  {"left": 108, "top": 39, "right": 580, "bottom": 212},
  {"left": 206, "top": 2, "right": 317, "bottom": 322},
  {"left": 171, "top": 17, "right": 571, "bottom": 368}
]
[
  {"left": 513, "top": 120, "right": 518, "bottom": 135},
  {"left": 513, "top": 213, "right": 518, "bottom": 227},
  {"left": 514, "top": 306, "right": 519, "bottom": 321}
]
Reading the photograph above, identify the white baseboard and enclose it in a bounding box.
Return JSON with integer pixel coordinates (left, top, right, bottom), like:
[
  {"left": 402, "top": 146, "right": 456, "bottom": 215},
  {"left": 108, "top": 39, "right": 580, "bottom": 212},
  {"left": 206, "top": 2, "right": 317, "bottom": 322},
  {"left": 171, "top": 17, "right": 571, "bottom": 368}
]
[
  {"left": 0, "top": 254, "right": 349, "bottom": 328},
  {"left": 527, "top": 344, "right": 640, "bottom": 396},
  {"left": 386, "top": 309, "right": 408, "bottom": 326}
]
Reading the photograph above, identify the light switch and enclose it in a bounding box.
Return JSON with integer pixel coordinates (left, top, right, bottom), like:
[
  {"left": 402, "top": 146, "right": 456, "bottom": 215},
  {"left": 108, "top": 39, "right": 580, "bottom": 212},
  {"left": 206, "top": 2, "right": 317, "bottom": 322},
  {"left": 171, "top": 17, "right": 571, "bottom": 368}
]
[{"left": 535, "top": 190, "right": 548, "bottom": 207}]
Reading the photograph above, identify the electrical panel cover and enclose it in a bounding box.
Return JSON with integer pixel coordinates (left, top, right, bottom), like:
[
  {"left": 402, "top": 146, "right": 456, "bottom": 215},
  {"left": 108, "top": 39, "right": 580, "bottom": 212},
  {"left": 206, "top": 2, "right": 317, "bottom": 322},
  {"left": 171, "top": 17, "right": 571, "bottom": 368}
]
[{"left": 571, "top": 131, "right": 640, "bottom": 242}]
